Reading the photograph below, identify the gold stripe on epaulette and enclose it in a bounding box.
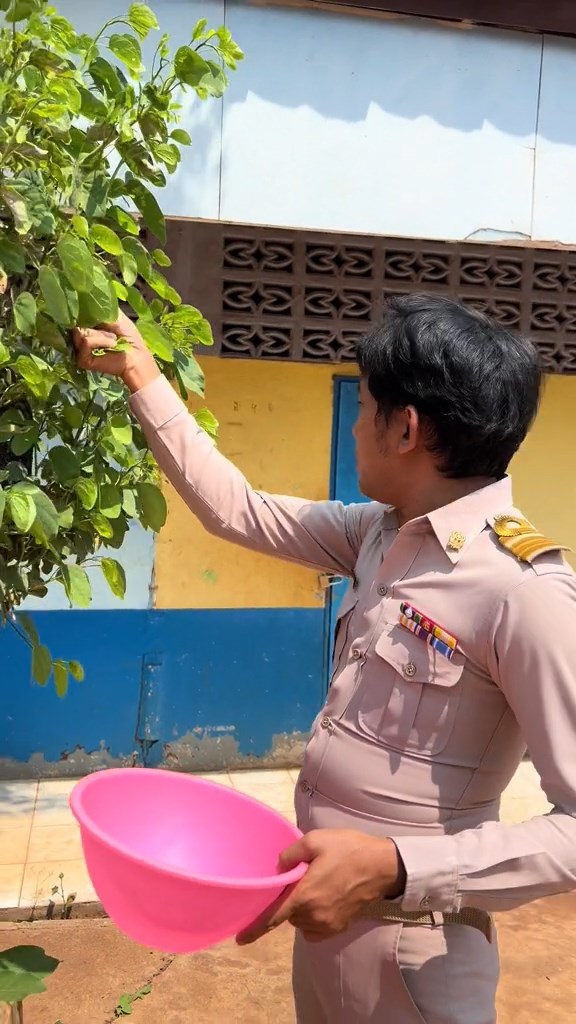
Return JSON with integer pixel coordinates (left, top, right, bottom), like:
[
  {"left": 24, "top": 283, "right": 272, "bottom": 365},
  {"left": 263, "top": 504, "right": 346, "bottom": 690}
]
[{"left": 493, "top": 515, "right": 569, "bottom": 563}]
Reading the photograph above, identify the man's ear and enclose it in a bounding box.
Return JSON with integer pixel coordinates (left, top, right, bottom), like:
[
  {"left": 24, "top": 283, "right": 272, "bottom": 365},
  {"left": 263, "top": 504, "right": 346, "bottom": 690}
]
[{"left": 398, "top": 406, "right": 420, "bottom": 454}]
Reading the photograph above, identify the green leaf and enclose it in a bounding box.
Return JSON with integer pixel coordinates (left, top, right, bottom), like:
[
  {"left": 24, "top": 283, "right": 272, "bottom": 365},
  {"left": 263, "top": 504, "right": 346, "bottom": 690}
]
[
  {"left": 49, "top": 445, "right": 81, "bottom": 483},
  {"left": 12, "top": 426, "right": 38, "bottom": 456},
  {"left": 62, "top": 564, "right": 91, "bottom": 608},
  {"left": 118, "top": 141, "right": 165, "bottom": 188},
  {"left": 153, "top": 142, "right": 180, "bottom": 173},
  {"left": 126, "top": 180, "right": 165, "bottom": 244},
  {"left": 75, "top": 478, "right": 97, "bottom": 510},
  {"left": 116, "top": 994, "right": 133, "bottom": 1015},
  {"left": 0, "top": 235, "right": 26, "bottom": 273},
  {"left": 57, "top": 235, "right": 94, "bottom": 292},
  {"left": 216, "top": 25, "right": 245, "bottom": 69},
  {"left": 109, "top": 206, "right": 139, "bottom": 236},
  {"left": 174, "top": 46, "right": 211, "bottom": 87},
  {"left": 101, "top": 557, "right": 126, "bottom": 599},
  {"left": 195, "top": 408, "right": 219, "bottom": 438},
  {"left": 91, "top": 223, "right": 124, "bottom": 256},
  {"left": 110, "top": 415, "right": 133, "bottom": 445},
  {"left": 71, "top": 215, "right": 89, "bottom": 240},
  {"left": 192, "top": 17, "right": 208, "bottom": 41},
  {"left": 51, "top": 78, "right": 82, "bottom": 113},
  {"left": 68, "top": 660, "right": 85, "bottom": 682},
  {"left": 53, "top": 661, "right": 69, "bottom": 697},
  {"left": 136, "top": 482, "right": 167, "bottom": 531},
  {"left": 30, "top": 490, "right": 60, "bottom": 543},
  {"left": 152, "top": 248, "right": 171, "bottom": 268},
  {"left": 84, "top": 173, "right": 109, "bottom": 220},
  {"left": 170, "top": 128, "right": 192, "bottom": 146},
  {"left": 5, "top": 1, "right": 39, "bottom": 23},
  {"left": 32, "top": 646, "right": 52, "bottom": 686},
  {"left": 15, "top": 354, "right": 53, "bottom": 398},
  {"left": 1, "top": 186, "right": 32, "bottom": 234},
  {"left": 58, "top": 506, "right": 74, "bottom": 530},
  {"left": 77, "top": 265, "right": 119, "bottom": 327},
  {"left": 0, "top": 486, "right": 5, "bottom": 526},
  {"left": 197, "top": 61, "right": 229, "bottom": 99},
  {"left": 128, "top": 3, "right": 159, "bottom": 39},
  {"left": 163, "top": 305, "right": 213, "bottom": 346},
  {"left": 119, "top": 252, "right": 138, "bottom": 287},
  {"left": 38, "top": 266, "right": 72, "bottom": 326},
  {"left": 0, "top": 341, "right": 9, "bottom": 365},
  {"left": 89, "top": 56, "right": 125, "bottom": 99},
  {"left": 144, "top": 268, "right": 180, "bottom": 306},
  {"left": 126, "top": 286, "right": 149, "bottom": 319},
  {"left": 174, "top": 351, "right": 204, "bottom": 397},
  {"left": 7, "top": 489, "right": 36, "bottom": 532},
  {"left": 121, "top": 236, "right": 151, "bottom": 278},
  {"left": 138, "top": 320, "right": 174, "bottom": 362},
  {"left": 92, "top": 512, "right": 114, "bottom": 539},
  {"left": 100, "top": 484, "right": 122, "bottom": 519},
  {"left": 109, "top": 32, "right": 144, "bottom": 75},
  {"left": 122, "top": 488, "right": 138, "bottom": 518},
  {"left": 4, "top": 178, "right": 56, "bottom": 236},
  {"left": 63, "top": 404, "right": 83, "bottom": 430},
  {"left": 17, "top": 612, "right": 39, "bottom": 648},
  {"left": 13, "top": 291, "right": 37, "bottom": 335},
  {"left": 36, "top": 314, "right": 67, "bottom": 354}
]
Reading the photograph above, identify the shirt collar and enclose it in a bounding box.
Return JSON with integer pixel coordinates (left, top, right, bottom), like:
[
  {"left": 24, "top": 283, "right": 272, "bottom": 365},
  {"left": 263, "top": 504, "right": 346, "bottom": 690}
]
[{"left": 382, "top": 476, "right": 514, "bottom": 563}]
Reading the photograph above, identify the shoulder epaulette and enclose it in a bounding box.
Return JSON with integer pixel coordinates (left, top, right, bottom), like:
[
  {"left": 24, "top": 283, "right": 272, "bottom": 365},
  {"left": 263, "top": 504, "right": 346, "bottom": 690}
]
[{"left": 492, "top": 514, "right": 569, "bottom": 564}]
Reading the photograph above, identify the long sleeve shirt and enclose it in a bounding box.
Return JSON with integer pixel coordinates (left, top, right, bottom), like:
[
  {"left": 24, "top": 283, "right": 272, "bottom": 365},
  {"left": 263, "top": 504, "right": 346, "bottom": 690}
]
[{"left": 130, "top": 375, "right": 576, "bottom": 915}]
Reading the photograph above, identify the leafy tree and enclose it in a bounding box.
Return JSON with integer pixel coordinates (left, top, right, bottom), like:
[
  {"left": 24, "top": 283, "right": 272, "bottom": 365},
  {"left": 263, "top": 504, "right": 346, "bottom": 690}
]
[{"left": 0, "top": 1, "right": 242, "bottom": 690}]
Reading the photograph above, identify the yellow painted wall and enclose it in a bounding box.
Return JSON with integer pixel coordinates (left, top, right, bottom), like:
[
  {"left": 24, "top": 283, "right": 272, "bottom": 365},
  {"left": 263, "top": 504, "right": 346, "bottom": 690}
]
[
  {"left": 155, "top": 364, "right": 576, "bottom": 609},
  {"left": 155, "top": 360, "right": 357, "bottom": 609},
  {"left": 510, "top": 374, "right": 576, "bottom": 570}
]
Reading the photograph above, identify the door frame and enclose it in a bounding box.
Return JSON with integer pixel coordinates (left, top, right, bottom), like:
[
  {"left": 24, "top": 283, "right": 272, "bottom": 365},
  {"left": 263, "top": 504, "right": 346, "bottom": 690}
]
[{"left": 323, "top": 374, "right": 360, "bottom": 692}]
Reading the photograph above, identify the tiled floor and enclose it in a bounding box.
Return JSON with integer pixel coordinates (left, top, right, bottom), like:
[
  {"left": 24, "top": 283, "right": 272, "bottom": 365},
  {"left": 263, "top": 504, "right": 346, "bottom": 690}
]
[{"left": 0, "top": 763, "right": 550, "bottom": 911}]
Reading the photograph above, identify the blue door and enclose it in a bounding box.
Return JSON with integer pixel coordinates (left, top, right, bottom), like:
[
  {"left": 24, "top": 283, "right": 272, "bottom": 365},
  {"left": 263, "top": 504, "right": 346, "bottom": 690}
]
[{"left": 324, "top": 377, "right": 369, "bottom": 688}]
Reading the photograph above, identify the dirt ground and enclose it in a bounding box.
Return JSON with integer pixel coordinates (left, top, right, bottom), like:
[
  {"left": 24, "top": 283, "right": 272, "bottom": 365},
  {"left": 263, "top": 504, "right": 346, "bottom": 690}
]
[{"left": 1, "top": 895, "right": 574, "bottom": 1023}]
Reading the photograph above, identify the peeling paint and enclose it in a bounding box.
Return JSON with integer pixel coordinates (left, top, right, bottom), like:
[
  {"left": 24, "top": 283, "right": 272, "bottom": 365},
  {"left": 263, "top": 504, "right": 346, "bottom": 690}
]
[
  {"left": 0, "top": 744, "right": 138, "bottom": 781},
  {"left": 464, "top": 227, "right": 531, "bottom": 242},
  {"left": 0, "top": 732, "right": 308, "bottom": 780},
  {"left": 159, "top": 729, "right": 308, "bottom": 773}
]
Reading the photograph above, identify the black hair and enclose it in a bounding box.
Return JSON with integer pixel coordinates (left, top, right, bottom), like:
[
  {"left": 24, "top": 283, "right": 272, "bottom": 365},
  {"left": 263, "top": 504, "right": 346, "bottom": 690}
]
[{"left": 356, "top": 293, "right": 542, "bottom": 479}]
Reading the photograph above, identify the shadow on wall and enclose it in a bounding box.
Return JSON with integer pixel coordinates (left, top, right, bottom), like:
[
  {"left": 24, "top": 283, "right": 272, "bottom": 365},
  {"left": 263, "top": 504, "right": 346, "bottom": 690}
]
[
  {"left": 53, "top": 0, "right": 226, "bottom": 220},
  {"left": 225, "top": 3, "right": 576, "bottom": 146}
]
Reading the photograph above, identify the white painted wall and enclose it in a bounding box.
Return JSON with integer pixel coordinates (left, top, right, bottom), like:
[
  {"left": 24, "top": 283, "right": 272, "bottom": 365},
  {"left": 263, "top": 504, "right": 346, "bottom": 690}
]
[{"left": 58, "top": 0, "right": 576, "bottom": 245}]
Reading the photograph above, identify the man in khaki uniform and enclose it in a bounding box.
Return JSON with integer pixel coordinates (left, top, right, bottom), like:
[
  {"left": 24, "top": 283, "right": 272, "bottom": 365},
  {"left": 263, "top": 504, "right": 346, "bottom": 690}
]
[{"left": 75, "top": 295, "right": 576, "bottom": 1024}]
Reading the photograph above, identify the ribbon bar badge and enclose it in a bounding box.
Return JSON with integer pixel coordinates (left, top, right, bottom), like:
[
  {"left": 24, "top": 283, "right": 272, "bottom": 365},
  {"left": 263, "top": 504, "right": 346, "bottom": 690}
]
[{"left": 399, "top": 602, "right": 458, "bottom": 661}]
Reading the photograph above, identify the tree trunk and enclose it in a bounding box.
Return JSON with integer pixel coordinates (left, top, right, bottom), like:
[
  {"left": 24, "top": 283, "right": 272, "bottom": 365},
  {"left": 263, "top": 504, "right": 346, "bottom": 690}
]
[{"left": 0, "top": 1003, "right": 25, "bottom": 1023}]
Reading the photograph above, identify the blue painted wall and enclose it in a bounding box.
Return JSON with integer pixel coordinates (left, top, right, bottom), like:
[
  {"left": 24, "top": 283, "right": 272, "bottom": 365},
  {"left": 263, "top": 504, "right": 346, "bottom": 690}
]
[{"left": 2, "top": 609, "right": 324, "bottom": 776}]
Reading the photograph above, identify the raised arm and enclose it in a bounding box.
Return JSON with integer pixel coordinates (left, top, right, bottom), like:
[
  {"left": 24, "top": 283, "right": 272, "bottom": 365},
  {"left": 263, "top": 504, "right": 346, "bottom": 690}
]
[{"left": 73, "top": 316, "right": 371, "bottom": 576}]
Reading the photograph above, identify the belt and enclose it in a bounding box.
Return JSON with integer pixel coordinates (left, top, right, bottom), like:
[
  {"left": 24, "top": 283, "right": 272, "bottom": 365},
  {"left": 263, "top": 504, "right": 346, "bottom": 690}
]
[{"left": 363, "top": 899, "right": 493, "bottom": 942}]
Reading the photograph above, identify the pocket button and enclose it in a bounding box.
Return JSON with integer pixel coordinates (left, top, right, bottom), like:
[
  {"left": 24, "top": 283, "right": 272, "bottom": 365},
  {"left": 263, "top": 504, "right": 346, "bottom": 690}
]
[{"left": 403, "top": 662, "right": 417, "bottom": 678}]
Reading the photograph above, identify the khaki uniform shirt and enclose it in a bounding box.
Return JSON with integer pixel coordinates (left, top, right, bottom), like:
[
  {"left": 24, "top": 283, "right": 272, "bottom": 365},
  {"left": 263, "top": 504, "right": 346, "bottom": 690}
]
[{"left": 131, "top": 376, "right": 576, "bottom": 916}]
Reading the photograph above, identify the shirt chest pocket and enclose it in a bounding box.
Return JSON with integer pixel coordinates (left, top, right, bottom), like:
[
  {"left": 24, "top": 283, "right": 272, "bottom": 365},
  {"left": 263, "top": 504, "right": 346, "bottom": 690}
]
[{"left": 355, "top": 624, "right": 466, "bottom": 756}]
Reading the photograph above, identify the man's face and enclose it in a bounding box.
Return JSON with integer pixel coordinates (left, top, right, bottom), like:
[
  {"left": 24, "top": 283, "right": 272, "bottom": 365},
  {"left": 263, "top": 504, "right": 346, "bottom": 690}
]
[
  {"left": 352, "top": 379, "right": 416, "bottom": 504},
  {"left": 353, "top": 379, "right": 392, "bottom": 502}
]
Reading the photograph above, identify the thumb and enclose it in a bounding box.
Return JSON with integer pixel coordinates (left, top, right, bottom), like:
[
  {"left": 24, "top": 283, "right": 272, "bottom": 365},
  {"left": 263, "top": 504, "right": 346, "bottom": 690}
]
[
  {"left": 99, "top": 311, "right": 138, "bottom": 338},
  {"left": 278, "top": 837, "right": 311, "bottom": 872}
]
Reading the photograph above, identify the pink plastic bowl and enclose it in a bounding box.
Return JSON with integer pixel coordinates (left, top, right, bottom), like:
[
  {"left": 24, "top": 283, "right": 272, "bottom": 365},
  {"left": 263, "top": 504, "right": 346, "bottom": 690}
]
[{"left": 70, "top": 767, "right": 306, "bottom": 953}]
